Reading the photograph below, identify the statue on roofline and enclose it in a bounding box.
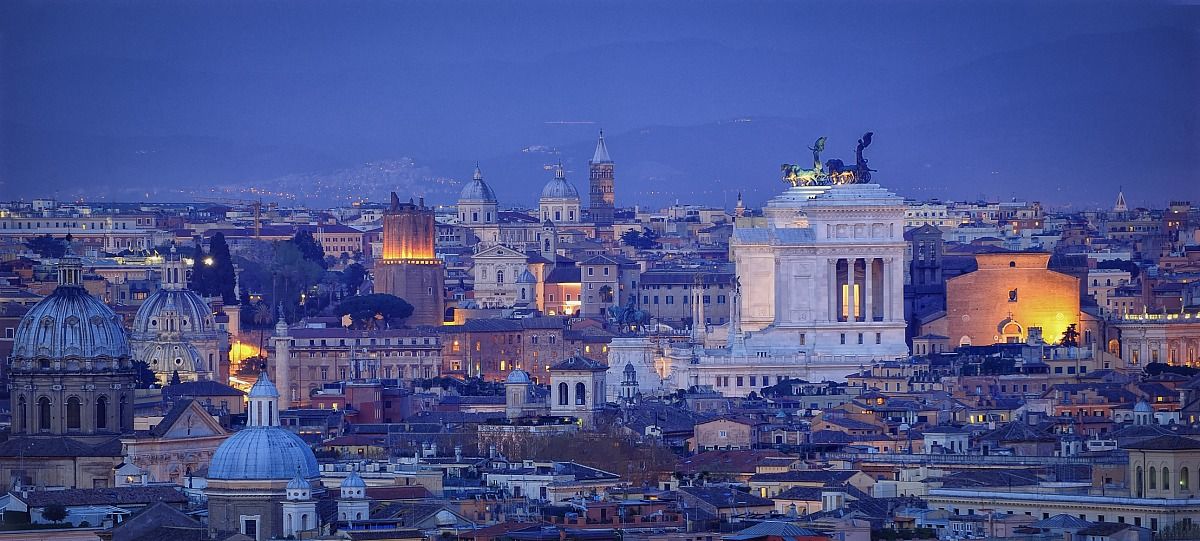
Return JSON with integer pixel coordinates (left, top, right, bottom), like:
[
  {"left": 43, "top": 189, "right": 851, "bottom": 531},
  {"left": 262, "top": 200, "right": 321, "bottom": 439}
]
[{"left": 780, "top": 133, "right": 876, "bottom": 187}]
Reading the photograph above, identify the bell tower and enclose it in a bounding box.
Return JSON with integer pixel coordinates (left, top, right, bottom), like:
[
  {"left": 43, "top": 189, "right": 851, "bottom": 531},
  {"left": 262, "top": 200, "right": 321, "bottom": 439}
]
[{"left": 588, "top": 131, "right": 615, "bottom": 226}]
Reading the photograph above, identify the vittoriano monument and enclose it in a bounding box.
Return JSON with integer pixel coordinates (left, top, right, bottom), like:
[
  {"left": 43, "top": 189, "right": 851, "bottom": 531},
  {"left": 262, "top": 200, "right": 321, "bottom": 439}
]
[{"left": 781, "top": 132, "right": 875, "bottom": 187}]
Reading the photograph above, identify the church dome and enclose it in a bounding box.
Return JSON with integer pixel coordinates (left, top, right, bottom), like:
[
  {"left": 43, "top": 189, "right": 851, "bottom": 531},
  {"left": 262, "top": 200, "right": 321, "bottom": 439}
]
[
  {"left": 208, "top": 427, "right": 320, "bottom": 480},
  {"left": 506, "top": 369, "right": 532, "bottom": 384},
  {"left": 144, "top": 341, "right": 205, "bottom": 374},
  {"left": 12, "top": 262, "right": 130, "bottom": 362},
  {"left": 341, "top": 470, "right": 367, "bottom": 489},
  {"left": 516, "top": 269, "right": 537, "bottom": 284},
  {"left": 287, "top": 475, "right": 312, "bottom": 490},
  {"left": 131, "top": 289, "right": 215, "bottom": 335},
  {"left": 540, "top": 166, "right": 580, "bottom": 201},
  {"left": 459, "top": 166, "right": 498, "bottom": 203},
  {"left": 1134, "top": 400, "right": 1153, "bottom": 413}
]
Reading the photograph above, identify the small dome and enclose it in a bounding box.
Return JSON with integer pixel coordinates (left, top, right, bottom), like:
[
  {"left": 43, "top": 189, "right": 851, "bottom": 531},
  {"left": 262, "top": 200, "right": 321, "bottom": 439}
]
[
  {"left": 540, "top": 166, "right": 580, "bottom": 201},
  {"left": 144, "top": 341, "right": 204, "bottom": 373},
  {"left": 623, "top": 363, "right": 636, "bottom": 375},
  {"left": 516, "top": 269, "right": 537, "bottom": 284},
  {"left": 341, "top": 470, "right": 367, "bottom": 489},
  {"left": 248, "top": 372, "right": 281, "bottom": 398},
  {"left": 287, "top": 475, "right": 311, "bottom": 490},
  {"left": 1134, "top": 401, "right": 1153, "bottom": 413},
  {"left": 506, "top": 369, "right": 532, "bottom": 384},
  {"left": 131, "top": 289, "right": 216, "bottom": 336},
  {"left": 12, "top": 278, "right": 130, "bottom": 361},
  {"left": 208, "top": 427, "right": 320, "bottom": 480},
  {"left": 459, "top": 166, "right": 498, "bottom": 203}
]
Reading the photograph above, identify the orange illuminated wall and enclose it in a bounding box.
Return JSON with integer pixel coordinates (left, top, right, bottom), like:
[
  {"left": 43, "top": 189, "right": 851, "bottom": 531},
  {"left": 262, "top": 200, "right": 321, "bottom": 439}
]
[
  {"left": 381, "top": 193, "right": 435, "bottom": 261},
  {"left": 944, "top": 253, "right": 1080, "bottom": 346}
]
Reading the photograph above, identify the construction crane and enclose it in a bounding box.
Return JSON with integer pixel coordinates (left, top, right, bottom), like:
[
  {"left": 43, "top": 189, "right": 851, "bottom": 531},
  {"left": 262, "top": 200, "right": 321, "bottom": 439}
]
[{"left": 194, "top": 196, "right": 274, "bottom": 239}]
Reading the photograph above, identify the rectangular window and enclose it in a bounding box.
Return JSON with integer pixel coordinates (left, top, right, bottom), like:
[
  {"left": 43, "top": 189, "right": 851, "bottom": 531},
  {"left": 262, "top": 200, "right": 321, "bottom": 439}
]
[
  {"left": 875, "top": 333, "right": 881, "bottom": 344},
  {"left": 588, "top": 267, "right": 594, "bottom": 276},
  {"left": 750, "top": 376, "right": 757, "bottom": 386},
  {"left": 858, "top": 333, "right": 864, "bottom": 345},
  {"left": 840, "top": 333, "right": 846, "bottom": 345},
  {"left": 736, "top": 376, "right": 744, "bottom": 387},
  {"left": 703, "top": 295, "right": 711, "bottom": 304},
  {"left": 800, "top": 334, "right": 806, "bottom": 345},
  {"left": 603, "top": 267, "right": 610, "bottom": 275}
]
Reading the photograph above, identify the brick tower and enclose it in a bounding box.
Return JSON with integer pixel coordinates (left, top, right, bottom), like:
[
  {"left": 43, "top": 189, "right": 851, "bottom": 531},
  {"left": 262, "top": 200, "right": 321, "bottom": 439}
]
[
  {"left": 374, "top": 193, "right": 445, "bottom": 326},
  {"left": 588, "top": 130, "right": 615, "bottom": 227}
]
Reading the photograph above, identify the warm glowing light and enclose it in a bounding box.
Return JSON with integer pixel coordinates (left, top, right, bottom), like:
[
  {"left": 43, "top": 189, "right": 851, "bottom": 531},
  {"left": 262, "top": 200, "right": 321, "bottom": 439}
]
[{"left": 203, "top": 257, "right": 214, "bottom": 266}]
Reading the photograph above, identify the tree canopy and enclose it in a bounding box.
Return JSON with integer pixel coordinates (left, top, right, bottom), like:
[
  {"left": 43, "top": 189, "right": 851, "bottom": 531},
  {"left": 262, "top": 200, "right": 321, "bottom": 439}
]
[
  {"left": 335, "top": 294, "right": 414, "bottom": 329},
  {"left": 341, "top": 263, "right": 366, "bottom": 294},
  {"left": 25, "top": 235, "right": 68, "bottom": 259},
  {"left": 293, "top": 230, "right": 328, "bottom": 269},
  {"left": 620, "top": 228, "right": 661, "bottom": 250}
]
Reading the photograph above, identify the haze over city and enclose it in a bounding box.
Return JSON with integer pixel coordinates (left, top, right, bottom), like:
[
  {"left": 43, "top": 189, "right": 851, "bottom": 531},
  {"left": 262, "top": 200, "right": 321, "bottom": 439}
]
[{"left": 3, "top": 0, "right": 1197, "bottom": 207}]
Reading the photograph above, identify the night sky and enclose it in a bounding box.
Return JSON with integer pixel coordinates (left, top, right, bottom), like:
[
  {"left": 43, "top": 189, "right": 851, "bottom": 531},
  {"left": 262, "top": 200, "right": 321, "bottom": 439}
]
[{"left": 1, "top": 0, "right": 1197, "bottom": 207}]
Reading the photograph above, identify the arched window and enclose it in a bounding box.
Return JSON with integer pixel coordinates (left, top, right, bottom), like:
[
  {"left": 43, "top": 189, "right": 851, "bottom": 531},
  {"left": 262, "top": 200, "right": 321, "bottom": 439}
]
[
  {"left": 558, "top": 383, "right": 568, "bottom": 405},
  {"left": 301, "top": 514, "right": 308, "bottom": 530},
  {"left": 119, "top": 396, "right": 128, "bottom": 430},
  {"left": 37, "top": 397, "right": 51, "bottom": 431},
  {"left": 96, "top": 396, "right": 108, "bottom": 429},
  {"left": 575, "top": 382, "right": 587, "bottom": 406},
  {"left": 1182, "top": 467, "right": 1190, "bottom": 490},
  {"left": 497, "top": 270, "right": 504, "bottom": 284},
  {"left": 1163, "top": 467, "right": 1171, "bottom": 490},
  {"left": 66, "top": 397, "right": 81, "bottom": 430},
  {"left": 1150, "top": 467, "right": 1158, "bottom": 489},
  {"left": 17, "top": 397, "right": 26, "bottom": 433},
  {"left": 356, "top": 512, "right": 362, "bottom": 520},
  {"left": 1137, "top": 467, "right": 1144, "bottom": 497}
]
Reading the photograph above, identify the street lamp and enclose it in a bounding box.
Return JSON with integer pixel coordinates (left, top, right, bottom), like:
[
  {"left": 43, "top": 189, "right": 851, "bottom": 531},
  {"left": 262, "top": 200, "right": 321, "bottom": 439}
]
[{"left": 203, "top": 257, "right": 214, "bottom": 266}]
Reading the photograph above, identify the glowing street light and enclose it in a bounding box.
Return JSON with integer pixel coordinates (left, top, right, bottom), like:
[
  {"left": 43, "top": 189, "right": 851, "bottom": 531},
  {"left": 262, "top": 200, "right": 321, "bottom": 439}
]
[{"left": 204, "top": 256, "right": 214, "bottom": 266}]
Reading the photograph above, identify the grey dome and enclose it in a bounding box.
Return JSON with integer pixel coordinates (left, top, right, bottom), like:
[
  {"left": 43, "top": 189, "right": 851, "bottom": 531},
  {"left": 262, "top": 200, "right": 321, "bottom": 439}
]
[
  {"left": 516, "top": 269, "right": 537, "bottom": 283},
  {"left": 143, "top": 341, "right": 204, "bottom": 373},
  {"left": 208, "top": 426, "right": 320, "bottom": 480},
  {"left": 132, "top": 289, "right": 215, "bottom": 335},
  {"left": 341, "top": 470, "right": 367, "bottom": 489},
  {"left": 249, "top": 373, "right": 282, "bottom": 398},
  {"left": 12, "top": 284, "right": 130, "bottom": 361},
  {"left": 540, "top": 170, "right": 580, "bottom": 201},
  {"left": 287, "top": 475, "right": 311, "bottom": 490},
  {"left": 506, "top": 369, "right": 532, "bottom": 384},
  {"left": 1134, "top": 400, "right": 1153, "bottom": 413},
  {"left": 459, "top": 167, "right": 498, "bottom": 203}
]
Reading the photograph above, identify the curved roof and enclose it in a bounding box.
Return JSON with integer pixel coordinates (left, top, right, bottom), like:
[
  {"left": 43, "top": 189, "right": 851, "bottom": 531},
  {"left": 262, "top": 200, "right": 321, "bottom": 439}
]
[
  {"left": 459, "top": 166, "right": 499, "bottom": 203},
  {"left": 208, "top": 427, "right": 320, "bottom": 480},
  {"left": 142, "top": 341, "right": 204, "bottom": 374},
  {"left": 506, "top": 369, "right": 532, "bottom": 384},
  {"left": 12, "top": 283, "right": 130, "bottom": 361},
  {"left": 132, "top": 288, "right": 216, "bottom": 336},
  {"left": 1133, "top": 400, "right": 1153, "bottom": 413},
  {"left": 287, "top": 475, "right": 311, "bottom": 490},
  {"left": 341, "top": 470, "right": 367, "bottom": 489},
  {"left": 248, "top": 372, "right": 281, "bottom": 398},
  {"left": 540, "top": 166, "right": 580, "bottom": 201}
]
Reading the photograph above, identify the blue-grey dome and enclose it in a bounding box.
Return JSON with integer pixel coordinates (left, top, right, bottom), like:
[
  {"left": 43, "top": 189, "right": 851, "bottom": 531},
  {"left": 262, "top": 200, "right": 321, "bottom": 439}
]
[
  {"left": 540, "top": 168, "right": 580, "bottom": 200},
  {"left": 516, "top": 269, "right": 537, "bottom": 284},
  {"left": 143, "top": 341, "right": 205, "bottom": 373},
  {"left": 287, "top": 475, "right": 312, "bottom": 490},
  {"left": 12, "top": 283, "right": 130, "bottom": 361},
  {"left": 506, "top": 369, "right": 532, "bottom": 384},
  {"left": 459, "top": 166, "right": 498, "bottom": 203},
  {"left": 341, "top": 470, "right": 366, "bottom": 489},
  {"left": 208, "top": 426, "right": 320, "bottom": 480},
  {"left": 132, "top": 289, "right": 215, "bottom": 335},
  {"left": 1134, "top": 400, "right": 1153, "bottom": 413},
  {"left": 248, "top": 372, "right": 281, "bottom": 398}
]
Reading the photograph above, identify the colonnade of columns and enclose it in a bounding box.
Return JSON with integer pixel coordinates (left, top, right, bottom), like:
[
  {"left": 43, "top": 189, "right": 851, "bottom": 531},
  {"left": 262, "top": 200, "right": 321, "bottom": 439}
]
[{"left": 827, "top": 257, "right": 894, "bottom": 323}]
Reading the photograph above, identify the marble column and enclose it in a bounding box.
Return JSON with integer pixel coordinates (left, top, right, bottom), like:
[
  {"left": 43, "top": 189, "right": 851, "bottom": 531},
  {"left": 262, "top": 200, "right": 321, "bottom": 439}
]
[
  {"left": 865, "top": 257, "right": 874, "bottom": 322},
  {"left": 847, "top": 258, "right": 856, "bottom": 322},
  {"left": 829, "top": 258, "right": 838, "bottom": 323}
]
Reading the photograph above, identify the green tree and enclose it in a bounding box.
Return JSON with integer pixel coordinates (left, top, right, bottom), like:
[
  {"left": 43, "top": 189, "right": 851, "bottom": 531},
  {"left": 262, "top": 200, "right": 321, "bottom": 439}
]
[
  {"left": 132, "top": 361, "right": 159, "bottom": 389},
  {"left": 270, "top": 241, "right": 325, "bottom": 322},
  {"left": 341, "top": 263, "right": 366, "bottom": 294},
  {"left": 335, "top": 294, "right": 414, "bottom": 329},
  {"left": 25, "top": 235, "right": 68, "bottom": 259},
  {"left": 41, "top": 503, "right": 67, "bottom": 524},
  {"left": 620, "top": 228, "right": 660, "bottom": 250},
  {"left": 1061, "top": 323, "right": 1080, "bottom": 347},
  {"left": 189, "top": 240, "right": 211, "bottom": 294},
  {"left": 292, "top": 230, "right": 327, "bottom": 269},
  {"left": 208, "top": 232, "right": 237, "bottom": 303}
]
